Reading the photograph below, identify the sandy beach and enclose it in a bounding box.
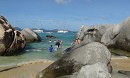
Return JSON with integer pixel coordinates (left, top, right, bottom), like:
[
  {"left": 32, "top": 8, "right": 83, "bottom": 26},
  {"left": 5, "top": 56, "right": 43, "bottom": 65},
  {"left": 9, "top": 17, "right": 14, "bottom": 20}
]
[
  {"left": 0, "top": 61, "right": 53, "bottom": 78},
  {"left": 0, "top": 58, "right": 130, "bottom": 78},
  {"left": 0, "top": 57, "right": 130, "bottom": 78},
  {"left": 111, "top": 58, "right": 130, "bottom": 71},
  {"left": 111, "top": 57, "right": 130, "bottom": 78}
]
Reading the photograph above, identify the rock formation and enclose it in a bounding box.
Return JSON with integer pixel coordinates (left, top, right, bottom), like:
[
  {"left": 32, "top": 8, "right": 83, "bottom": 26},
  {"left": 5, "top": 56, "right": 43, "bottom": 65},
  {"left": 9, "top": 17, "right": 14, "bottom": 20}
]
[
  {"left": 46, "top": 35, "right": 56, "bottom": 38},
  {"left": 37, "top": 42, "right": 112, "bottom": 78},
  {"left": 75, "top": 17, "right": 130, "bottom": 55},
  {"left": 76, "top": 25, "right": 88, "bottom": 41},
  {"left": 21, "top": 28, "right": 42, "bottom": 42},
  {"left": 101, "top": 17, "right": 130, "bottom": 52},
  {"left": 71, "top": 25, "right": 103, "bottom": 51},
  {"left": 0, "top": 16, "right": 25, "bottom": 56},
  {"left": 118, "top": 70, "right": 130, "bottom": 77}
]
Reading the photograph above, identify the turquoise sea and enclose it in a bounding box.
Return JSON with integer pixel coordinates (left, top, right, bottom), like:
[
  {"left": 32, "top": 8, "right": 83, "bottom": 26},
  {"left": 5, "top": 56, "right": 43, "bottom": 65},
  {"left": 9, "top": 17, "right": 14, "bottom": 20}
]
[{"left": 0, "top": 32, "right": 76, "bottom": 67}]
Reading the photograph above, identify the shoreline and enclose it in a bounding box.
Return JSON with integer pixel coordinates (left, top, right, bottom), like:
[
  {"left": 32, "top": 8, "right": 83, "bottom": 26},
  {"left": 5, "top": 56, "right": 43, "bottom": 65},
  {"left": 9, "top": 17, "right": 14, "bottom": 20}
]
[
  {"left": 0, "top": 60, "right": 53, "bottom": 78},
  {"left": 0, "top": 57, "right": 130, "bottom": 78}
]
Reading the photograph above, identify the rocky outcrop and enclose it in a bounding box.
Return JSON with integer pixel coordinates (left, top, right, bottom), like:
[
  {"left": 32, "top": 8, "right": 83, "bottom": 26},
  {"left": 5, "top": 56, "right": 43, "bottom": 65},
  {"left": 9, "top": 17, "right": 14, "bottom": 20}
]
[
  {"left": 76, "top": 24, "right": 114, "bottom": 41},
  {"left": 0, "top": 16, "right": 25, "bottom": 56},
  {"left": 76, "top": 25, "right": 88, "bottom": 40},
  {"left": 21, "top": 28, "right": 42, "bottom": 42},
  {"left": 101, "top": 17, "right": 130, "bottom": 52},
  {"left": 75, "top": 17, "right": 130, "bottom": 54},
  {"left": 46, "top": 35, "right": 56, "bottom": 38},
  {"left": 57, "top": 62, "right": 111, "bottom": 78},
  {"left": 118, "top": 70, "right": 130, "bottom": 76},
  {"left": 37, "top": 42, "right": 112, "bottom": 78},
  {"left": 71, "top": 26, "right": 102, "bottom": 50},
  {"left": 89, "top": 24, "right": 115, "bottom": 36}
]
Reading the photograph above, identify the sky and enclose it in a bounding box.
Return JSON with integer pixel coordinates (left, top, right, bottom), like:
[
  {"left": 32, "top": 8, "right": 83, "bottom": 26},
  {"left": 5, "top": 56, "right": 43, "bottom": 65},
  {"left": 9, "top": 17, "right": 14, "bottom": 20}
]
[{"left": 0, "top": 0, "right": 130, "bottom": 31}]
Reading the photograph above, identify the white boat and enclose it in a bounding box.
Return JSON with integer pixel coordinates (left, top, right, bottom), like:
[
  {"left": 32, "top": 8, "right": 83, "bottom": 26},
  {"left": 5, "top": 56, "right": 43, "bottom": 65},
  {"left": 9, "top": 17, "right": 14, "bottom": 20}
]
[
  {"left": 33, "top": 29, "right": 43, "bottom": 33},
  {"left": 44, "top": 32, "right": 53, "bottom": 34},
  {"left": 57, "top": 30, "right": 68, "bottom": 33}
]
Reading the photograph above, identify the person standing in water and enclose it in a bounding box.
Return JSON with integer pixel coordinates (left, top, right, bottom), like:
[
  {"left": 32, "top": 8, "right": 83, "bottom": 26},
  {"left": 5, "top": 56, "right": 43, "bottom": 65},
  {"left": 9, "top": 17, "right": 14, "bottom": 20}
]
[
  {"left": 49, "top": 45, "right": 53, "bottom": 52},
  {"left": 55, "top": 40, "right": 60, "bottom": 48},
  {"left": 49, "top": 40, "right": 52, "bottom": 43}
]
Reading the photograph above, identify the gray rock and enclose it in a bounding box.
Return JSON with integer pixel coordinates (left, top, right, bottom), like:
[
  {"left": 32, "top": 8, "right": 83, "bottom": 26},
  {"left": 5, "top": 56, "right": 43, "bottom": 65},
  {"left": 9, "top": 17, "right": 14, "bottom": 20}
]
[
  {"left": 0, "top": 16, "right": 26, "bottom": 56},
  {"left": 69, "top": 62, "right": 111, "bottom": 78},
  {"left": 82, "top": 28, "right": 101, "bottom": 44},
  {"left": 37, "top": 42, "right": 111, "bottom": 78},
  {"left": 46, "top": 35, "right": 56, "bottom": 38},
  {"left": 21, "top": 28, "right": 42, "bottom": 42},
  {"left": 75, "top": 17, "right": 130, "bottom": 54},
  {"left": 76, "top": 25, "right": 88, "bottom": 40},
  {"left": 89, "top": 24, "right": 115, "bottom": 36},
  {"left": 101, "top": 24, "right": 121, "bottom": 46},
  {"left": 118, "top": 70, "right": 130, "bottom": 77},
  {"left": 71, "top": 24, "right": 114, "bottom": 51},
  {"left": 71, "top": 28, "right": 102, "bottom": 51},
  {"left": 101, "top": 17, "right": 130, "bottom": 52}
]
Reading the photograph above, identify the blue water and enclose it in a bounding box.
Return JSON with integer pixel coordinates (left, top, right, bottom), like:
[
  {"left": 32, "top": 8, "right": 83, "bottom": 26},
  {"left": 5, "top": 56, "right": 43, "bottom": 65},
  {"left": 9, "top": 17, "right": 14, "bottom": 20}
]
[{"left": 0, "top": 32, "right": 76, "bottom": 67}]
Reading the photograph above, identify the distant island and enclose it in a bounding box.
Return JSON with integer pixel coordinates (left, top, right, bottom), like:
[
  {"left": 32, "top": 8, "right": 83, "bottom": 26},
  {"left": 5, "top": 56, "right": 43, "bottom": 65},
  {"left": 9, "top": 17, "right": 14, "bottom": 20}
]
[{"left": 14, "top": 27, "right": 76, "bottom": 33}]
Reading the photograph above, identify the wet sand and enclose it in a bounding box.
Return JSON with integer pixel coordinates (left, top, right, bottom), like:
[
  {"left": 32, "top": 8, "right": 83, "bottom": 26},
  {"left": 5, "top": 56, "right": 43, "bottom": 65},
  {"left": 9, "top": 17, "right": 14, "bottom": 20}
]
[{"left": 0, "top": 58, "right": 130, "bottom": 78}]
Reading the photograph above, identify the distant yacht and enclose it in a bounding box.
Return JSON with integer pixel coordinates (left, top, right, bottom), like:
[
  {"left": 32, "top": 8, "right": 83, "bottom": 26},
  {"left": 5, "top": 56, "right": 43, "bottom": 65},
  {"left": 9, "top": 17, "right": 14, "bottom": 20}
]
[
  {"left": 57, "top": 30, "right": 68, "bottom": 33},
  {"left": 45, "top": 32, "right": 53, "bottom": 34},
  {"left": 33, "top": 29, "right": 43, "bottom": 33}
]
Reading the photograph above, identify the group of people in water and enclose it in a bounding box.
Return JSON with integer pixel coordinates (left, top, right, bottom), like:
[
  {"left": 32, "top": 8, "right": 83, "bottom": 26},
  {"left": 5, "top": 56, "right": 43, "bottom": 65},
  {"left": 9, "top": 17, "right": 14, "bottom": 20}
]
[
  {"left": 49, "top": 40, "right": 62, "bottom": 52},
  {"left": 49, "top": 38, "right": 81, "bottom": 52}
]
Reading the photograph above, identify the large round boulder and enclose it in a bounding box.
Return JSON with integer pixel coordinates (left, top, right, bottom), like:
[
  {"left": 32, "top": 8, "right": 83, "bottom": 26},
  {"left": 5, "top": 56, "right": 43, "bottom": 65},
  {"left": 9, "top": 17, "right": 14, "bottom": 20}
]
[
  {"left": 21, "top": 28, "right": 42, "bottom": 42},
  {"left": 37, "top": 42, "right": 112, "bottom": 78},
  {"left": 58, "top": 62, "right": 111, "bottom": 78},
  {"left": 0, "top": 16, "right": 25, "bottom": 56}
]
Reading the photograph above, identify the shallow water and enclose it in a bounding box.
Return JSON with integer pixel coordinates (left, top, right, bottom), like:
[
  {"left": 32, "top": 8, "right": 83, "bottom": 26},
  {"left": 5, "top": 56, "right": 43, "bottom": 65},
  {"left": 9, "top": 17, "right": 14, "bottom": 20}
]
[
  {"left": 1, "top": 32, "right": 130, "bottom": 78},
  {"left": 0, "top": 32, "right": 76, "bottom": 67}
]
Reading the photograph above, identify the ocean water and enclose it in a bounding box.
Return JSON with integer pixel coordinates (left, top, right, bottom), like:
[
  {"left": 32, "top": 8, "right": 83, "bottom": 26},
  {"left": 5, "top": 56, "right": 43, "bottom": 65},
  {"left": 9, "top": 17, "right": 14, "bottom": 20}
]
[{"left": 0, "top": 32, "right": 76, "bottom": 67}]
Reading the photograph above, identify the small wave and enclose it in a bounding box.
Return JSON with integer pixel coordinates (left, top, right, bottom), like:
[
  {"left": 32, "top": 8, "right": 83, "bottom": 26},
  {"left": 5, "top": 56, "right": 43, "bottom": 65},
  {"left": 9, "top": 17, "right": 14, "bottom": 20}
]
[
  {"left": 17, "top": 59, "right": 53, "bottom": 66},
  {"left": 32, "top": 49, "right": 42, "bottom": 52},
  {"left": 25, "top": 50, "right": 30, "bottom": 51},
  {"left": 26, "top": 49, "right": 42, "bottom": 52},
  {"left": 0, "top": 63, "right": 16, "bottom": 67},
  {"left": 111, "top": 56, "right": 128, "bottom": 59}
]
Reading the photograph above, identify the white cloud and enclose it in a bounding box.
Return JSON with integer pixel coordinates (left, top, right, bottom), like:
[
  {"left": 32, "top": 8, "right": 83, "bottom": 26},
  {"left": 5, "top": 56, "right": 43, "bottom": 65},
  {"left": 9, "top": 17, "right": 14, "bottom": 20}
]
[{"left": 55, "top": 0, "right": 71, "bottom": 4}]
